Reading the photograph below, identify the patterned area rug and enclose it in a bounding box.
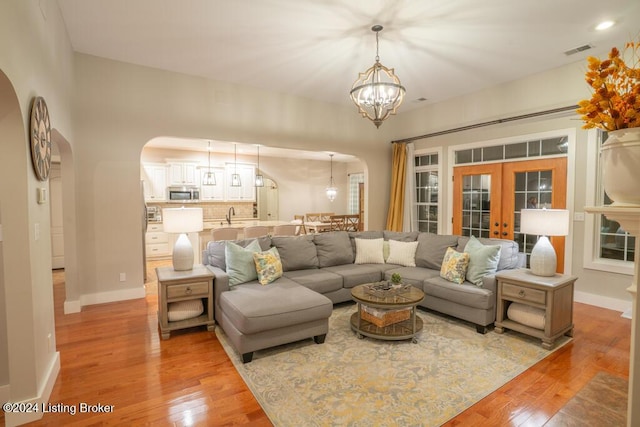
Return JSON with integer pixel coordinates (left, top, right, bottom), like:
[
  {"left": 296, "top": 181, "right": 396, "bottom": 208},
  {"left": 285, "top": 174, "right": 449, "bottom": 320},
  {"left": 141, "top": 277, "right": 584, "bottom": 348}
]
[{"left": 216, "top": 303, "right": 571, "bottom": 426}]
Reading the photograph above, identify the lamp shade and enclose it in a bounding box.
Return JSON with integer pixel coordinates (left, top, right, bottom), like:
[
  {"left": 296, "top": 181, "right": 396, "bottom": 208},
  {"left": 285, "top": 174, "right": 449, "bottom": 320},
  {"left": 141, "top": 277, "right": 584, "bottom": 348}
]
[
  {"left": 162, "top": 207, "right": 203, "bottom": 233},
  {"left": 520, "top": 209, "right": 569, "bottom": 236},
  {"left": 162, "top": 207, "right": 203, "bottom": 271}
]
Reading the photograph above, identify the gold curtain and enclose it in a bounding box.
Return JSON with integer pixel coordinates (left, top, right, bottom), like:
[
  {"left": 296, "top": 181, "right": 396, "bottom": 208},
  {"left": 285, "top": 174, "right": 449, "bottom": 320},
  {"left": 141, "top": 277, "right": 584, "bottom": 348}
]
[{"left": 386, "top": 142, "right": 407, "bottom": 231}]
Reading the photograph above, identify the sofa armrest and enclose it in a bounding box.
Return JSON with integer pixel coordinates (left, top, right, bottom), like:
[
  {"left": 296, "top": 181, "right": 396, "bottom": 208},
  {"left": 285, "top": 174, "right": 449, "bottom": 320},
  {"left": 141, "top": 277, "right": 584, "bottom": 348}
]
[
  {"left": 207, "top": 266, "right": 229, "bottom": 321},
  {"left": 481, "top": 273, "right": 497, "bottom": 294}
]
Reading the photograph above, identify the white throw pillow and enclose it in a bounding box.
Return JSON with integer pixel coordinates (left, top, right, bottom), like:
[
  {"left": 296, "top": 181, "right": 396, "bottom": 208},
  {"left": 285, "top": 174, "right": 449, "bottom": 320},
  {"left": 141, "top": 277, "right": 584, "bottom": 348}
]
[
  {"left": 354, "top": 238, "right": 385, "bottom": 264},
  {"left": 386, "top": 240, "right": 419, "bottom": 267}
]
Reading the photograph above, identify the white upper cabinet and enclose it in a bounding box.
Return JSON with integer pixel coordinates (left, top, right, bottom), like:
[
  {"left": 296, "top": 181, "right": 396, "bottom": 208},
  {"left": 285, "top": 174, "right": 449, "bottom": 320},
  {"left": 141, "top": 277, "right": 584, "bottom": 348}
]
[
  {"left": 199, "top": 167, "right": 225, "bottom": 200},
  {"left": 142, "top": 163, "right": 168, "bottom": 201},
  {"left": 168, "top": 162, "right": 198, "bottom": 186},
  {"left": 225, "top": 163, "right": 256, "bottom": 201}
]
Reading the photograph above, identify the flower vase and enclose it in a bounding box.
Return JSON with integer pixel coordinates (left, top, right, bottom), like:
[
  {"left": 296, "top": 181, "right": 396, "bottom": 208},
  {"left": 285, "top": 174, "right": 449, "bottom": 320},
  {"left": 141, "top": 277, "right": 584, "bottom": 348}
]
[{"left": 601, "top": 128, "right": 640, "bottom": 206}]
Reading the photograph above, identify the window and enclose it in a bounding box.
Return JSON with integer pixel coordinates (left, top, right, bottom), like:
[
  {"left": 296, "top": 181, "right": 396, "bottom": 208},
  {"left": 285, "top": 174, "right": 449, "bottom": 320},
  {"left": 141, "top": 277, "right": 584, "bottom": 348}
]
[
  {"left": 454, "top": 136, "right": 568, "bottom": 165},
  {"left": 415, "top": 152, "right": 439, "bottom": 233},
  {"left": 584, "top": 129, "right": 634, "bottom": 274},
  {"left": 348, "top": 173, "right": 364, "bottom": 215}
]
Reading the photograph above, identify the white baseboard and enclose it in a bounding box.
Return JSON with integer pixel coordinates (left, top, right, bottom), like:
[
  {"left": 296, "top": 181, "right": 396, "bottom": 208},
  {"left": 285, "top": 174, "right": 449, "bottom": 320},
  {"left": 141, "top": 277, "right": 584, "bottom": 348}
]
[
  {"left": 4, "top": 352, "right": 60, "bottom": 427},
  {"left": 574, "top": 290, "right": 632, "bottom": 317},
  {"left": 64, "top": 286, "right": 145, "bottom": 314}
]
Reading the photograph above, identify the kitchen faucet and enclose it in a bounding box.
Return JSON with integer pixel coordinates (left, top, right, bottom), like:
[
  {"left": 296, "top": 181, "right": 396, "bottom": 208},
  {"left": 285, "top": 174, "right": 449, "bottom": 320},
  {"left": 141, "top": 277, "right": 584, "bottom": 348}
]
[{"left": 226, "top": 206, "right": 236, "bottom": 225}]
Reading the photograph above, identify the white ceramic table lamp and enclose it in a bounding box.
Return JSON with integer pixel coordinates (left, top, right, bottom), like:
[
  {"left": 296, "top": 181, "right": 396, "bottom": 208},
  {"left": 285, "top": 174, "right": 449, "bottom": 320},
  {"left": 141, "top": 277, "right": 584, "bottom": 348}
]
[
  {"left": 162, "top": 207, "right": 203, "bottom": 271},
  {"left": 520, "top": 208, "right": 569, "bottom": 277}
]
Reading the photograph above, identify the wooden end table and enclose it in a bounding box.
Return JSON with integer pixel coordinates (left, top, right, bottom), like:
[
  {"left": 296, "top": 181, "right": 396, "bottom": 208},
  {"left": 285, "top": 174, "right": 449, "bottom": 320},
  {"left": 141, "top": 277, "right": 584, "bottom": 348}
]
[
  {"left": 494, "top": 268, "right": 576, "bottom": 349},
  {"left": 156, "top": 265, "right": 215, "bottom": 340}
]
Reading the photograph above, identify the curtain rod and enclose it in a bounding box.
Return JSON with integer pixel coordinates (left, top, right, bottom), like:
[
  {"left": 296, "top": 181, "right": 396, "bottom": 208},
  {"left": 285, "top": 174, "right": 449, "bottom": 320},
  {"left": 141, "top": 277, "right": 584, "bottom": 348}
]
[{"left": 391, "top": 105, "right": 578, "bottom": 144}]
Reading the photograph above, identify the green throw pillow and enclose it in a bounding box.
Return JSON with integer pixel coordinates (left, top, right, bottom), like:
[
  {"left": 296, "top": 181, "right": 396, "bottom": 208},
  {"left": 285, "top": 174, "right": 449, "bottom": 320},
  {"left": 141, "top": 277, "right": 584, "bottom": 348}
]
[
  {"left": 440, "top": 247, "right": 470, "bottom": 285},
  {"left": 253, "top": 247, "right": 283, "bottom": 285},
  {"left": 225, "top": 240, "right": 262, "bottom": 286},
  {"left": 464, "top": 235, "right": 501, "bottom": 287}
]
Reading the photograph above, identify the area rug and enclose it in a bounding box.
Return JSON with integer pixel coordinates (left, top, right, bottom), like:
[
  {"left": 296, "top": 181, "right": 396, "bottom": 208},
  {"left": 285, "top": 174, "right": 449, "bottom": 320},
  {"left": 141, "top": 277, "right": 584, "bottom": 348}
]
[{"left": 216, "top": 303, "right": 571, "bottom": 426}]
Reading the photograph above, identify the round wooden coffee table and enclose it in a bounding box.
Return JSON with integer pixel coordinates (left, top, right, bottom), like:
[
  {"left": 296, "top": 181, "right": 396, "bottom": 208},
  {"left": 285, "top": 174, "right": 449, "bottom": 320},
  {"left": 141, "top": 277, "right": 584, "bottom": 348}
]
[{"left": 350, "top": 283, "right": 425, "bottom": 343}]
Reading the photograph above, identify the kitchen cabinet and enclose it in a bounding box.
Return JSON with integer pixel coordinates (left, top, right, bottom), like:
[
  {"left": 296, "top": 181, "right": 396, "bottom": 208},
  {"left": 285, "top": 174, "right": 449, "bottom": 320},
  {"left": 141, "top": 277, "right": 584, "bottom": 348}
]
[
  {"left": 142, "top": 163, "right": 168, "bottom": 201},
  {"left": 168, "top": 162, "right": 198, "bottom": 185},
  {"left": 225, "top": 163, "right": 256, "bottom": 201},
  {"left": 146, "top": 223, "right": 171, "bottom": 258},
  {"left": 199, "top": 167, "right": 225, "bottom": 200}
]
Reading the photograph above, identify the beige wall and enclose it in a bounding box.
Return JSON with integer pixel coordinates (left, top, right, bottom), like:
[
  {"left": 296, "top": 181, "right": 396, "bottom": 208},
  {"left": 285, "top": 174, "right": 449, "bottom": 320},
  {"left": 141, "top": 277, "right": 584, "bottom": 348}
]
[{"left": 0, "top": 0, "right": 75, "bottom": 422}]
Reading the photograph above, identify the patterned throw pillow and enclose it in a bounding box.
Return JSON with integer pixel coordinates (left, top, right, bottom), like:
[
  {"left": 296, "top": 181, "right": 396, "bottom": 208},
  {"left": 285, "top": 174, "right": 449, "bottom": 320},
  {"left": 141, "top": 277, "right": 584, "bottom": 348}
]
[
  {"left": 440, "top": 247, "right": 470, "bottom": 284},
  {"left": 253, "top": 247, "right": 283, "bottom": 285}
]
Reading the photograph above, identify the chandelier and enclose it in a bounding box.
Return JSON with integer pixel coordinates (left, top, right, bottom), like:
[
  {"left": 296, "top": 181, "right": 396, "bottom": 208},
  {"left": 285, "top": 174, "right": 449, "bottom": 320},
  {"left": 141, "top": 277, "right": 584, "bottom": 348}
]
[
  {"left": 231, "top": 144, "right": 241, "bottom": 187},
  {"left": 350, "top": 25, "right": 405, "bottom": 128},
  {"left": 202, "top": 140, "right": 216, "bottom": 186},
  {"left": 254, "top": 145, "right": 264, "bottom": 187},
  {"left": 326, "top": 153, "right": 337, "bottom": 202}
]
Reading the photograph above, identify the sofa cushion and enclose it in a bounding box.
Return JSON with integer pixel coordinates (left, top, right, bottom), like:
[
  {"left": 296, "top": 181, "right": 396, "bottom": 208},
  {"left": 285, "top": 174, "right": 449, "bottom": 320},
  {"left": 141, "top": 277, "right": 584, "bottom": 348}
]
[
  {"left": 225, "top": 240, "right": 263, "bottom": 286},
  {"left": 415, "top": 233, "right": 459, "bottom": 269},
  {"left": 384, "top": 266, "right": 440, "bottom": 287},
  {"left": 386, "top": 240, "right": 419, "bottom": 267},
  {"left": 219, "top": 279, "right": 333, "bottom": 335},
  {"left": 271, "top": 235, "right": 318, "bottom": 271},
  {"left": 464, "top": 236, "right": 502, "bottom": 287},
  {"left": 283, "top": 269, "right": 343, "bottom": 294},
  {"left": 383, "top": 231, "right": 419, "bottom": 242},
  {"left": 205, "top": 236, "right": 271, "bottom": 270},
  {"left": 423, "top": 276, "right": 494, "bottom": 310},
  {"left": 354, "top": 238, "right": 385, "bottom": 264},
  {"left": 457, "top": 236, "right": 520, "bottom": 271},
  {"left": 313, "top": 231, "right": 354, "bottom": 267},
  {"left": 253, "top": 247, "right": 283, "bottom": 285},
  {"left": 348, "top": 231, "right": 384, "bottom": 254},
  {"left": 324, "top": 264, "right": 390, "bottom": 288},
  {"left": 440, "top": 247, "right": 470, "bottom": 285}
]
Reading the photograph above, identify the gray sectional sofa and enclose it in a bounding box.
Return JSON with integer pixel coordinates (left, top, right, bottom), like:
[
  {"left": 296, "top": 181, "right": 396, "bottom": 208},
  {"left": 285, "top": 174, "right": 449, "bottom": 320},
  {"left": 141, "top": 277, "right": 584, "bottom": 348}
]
[{"left": 203, "top": 230, "right": 522, "bottom": 362}]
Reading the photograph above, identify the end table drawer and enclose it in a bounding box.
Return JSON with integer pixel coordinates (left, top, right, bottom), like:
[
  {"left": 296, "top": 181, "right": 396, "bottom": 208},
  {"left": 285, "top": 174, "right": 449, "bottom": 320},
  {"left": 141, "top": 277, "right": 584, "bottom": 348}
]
[
  {"left": 502, "top": 282, "right": 545, "bottom": 305},
  {"left": 167, "top": 281, "right": 209, "bottom": 299}
]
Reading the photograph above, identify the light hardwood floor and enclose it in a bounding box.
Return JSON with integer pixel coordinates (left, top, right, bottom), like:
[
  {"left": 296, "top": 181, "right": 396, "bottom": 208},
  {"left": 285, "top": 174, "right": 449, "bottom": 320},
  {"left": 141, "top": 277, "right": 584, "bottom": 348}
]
[{"left": 6, "top": 260, "right": 629, "bottom": 426}]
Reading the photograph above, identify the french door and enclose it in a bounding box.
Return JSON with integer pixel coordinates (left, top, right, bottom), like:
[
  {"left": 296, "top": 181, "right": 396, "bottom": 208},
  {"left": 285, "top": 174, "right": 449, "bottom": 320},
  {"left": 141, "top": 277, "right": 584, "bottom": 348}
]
[{"left": 453, "top": 158, "right": 567, "bottom": 273}]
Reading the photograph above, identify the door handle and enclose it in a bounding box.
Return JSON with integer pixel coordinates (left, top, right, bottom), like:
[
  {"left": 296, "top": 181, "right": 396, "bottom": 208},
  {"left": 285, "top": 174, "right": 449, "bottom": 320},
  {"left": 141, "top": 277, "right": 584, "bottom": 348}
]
[
  {"left": 503, "top": 223, "right": 508, "bottom": 228},
  {"left": 494, "top": 222, "right": 499, "bottom": 227},
  {"left": 502, "top": 232, "right": 508, "bottom": 236},
  {"left": 493, "top": 231, "right": 499, "bottom": 236}
]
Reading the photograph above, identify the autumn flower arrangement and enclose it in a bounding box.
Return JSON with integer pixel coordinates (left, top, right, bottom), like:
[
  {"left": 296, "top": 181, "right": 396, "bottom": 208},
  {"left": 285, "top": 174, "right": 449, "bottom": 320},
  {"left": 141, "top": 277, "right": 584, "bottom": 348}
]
[{"left": 576, "top": 36, "right": 640, "bottom": 130}]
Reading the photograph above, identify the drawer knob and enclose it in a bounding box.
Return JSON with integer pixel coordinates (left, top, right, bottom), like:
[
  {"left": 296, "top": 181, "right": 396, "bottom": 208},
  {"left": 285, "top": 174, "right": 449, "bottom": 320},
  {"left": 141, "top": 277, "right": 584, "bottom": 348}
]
[
  {"left": 185, "top": 287, "right": 192, "bottom": 295},
  {"left": 518, "top": 290, "right": 525, "bottom": 297}
]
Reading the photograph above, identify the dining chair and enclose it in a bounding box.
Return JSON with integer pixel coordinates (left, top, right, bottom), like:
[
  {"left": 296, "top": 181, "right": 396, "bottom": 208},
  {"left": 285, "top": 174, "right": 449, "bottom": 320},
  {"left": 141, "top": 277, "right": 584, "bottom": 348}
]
[
  {"left": 293, "top": 215, "right": 307, "bottom": 235},
  {"left": 320, "top": 212, "right": 334, "bottom": 223},
  {"left": 306, "top": 213, "right": 321, "bottom": 223},
  {"left": 328, "top": 215, "right": 345, "bottom": 232},
  {"left": 272, "top": 224, "right": 298, "bottom": 236},
  {"left": 211, "top": 228, "right": 240, "bottom": 241},
  {"left": 243, "top": 226, "right": 270, "bottom": 239},
  {"left": 343, "top": 214, "right": 361, "bottom": 232}
]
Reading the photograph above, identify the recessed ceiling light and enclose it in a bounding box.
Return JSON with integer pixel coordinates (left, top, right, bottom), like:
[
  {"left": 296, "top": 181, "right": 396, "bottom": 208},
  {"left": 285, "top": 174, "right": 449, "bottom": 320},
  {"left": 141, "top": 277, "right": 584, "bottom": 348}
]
[{"left": 595, "top": 20, "right": 615, "bottom": 31}]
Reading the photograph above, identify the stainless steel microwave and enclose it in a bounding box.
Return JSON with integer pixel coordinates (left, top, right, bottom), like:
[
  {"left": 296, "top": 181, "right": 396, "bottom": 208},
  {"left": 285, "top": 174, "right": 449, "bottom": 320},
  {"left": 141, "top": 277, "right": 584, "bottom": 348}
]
[{"left": 167, "top": 186, "right": 200, "bottom": 201}]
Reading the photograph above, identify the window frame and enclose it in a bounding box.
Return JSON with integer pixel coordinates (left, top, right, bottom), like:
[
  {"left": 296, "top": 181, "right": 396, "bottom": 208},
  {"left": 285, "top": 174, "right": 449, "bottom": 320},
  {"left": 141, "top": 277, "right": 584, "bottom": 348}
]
[{"left": 414, "top": 147, "right": 443, "bottom": 234}]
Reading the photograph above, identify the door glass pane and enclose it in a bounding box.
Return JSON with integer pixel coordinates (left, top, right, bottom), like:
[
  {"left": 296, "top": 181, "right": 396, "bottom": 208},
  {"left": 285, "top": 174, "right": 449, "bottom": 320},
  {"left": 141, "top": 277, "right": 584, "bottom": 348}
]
[
  {"left": 461, "top": 173, "right": 491, "bottom": 237},
  {"left": 514, "top": 169, "right": 555, "bottom": 266}
]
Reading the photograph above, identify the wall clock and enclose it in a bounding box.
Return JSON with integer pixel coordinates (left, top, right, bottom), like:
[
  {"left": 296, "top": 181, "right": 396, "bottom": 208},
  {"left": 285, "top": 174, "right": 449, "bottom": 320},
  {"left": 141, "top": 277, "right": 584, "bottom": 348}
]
[{"left": 30, "top": 96, "right": 52, "bottom": 181}]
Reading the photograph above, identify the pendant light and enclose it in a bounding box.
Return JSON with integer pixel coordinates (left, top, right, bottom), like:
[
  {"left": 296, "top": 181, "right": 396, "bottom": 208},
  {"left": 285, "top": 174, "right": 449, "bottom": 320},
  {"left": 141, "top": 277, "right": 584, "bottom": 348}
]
[
  {"left": 231, "top": 144, "right": 241, "bottom": 187},
  {"left": 350, "top": 25, "right": 405, "bottom": 128},
  {"left": 254, "top": 145, "right": 264, "bottom": 187},
  {"left": 202, "top": 141, "right": 216, "bottom": 186},
  {"left": 325, "top": 153, "right": 337, "bottom": 202}
]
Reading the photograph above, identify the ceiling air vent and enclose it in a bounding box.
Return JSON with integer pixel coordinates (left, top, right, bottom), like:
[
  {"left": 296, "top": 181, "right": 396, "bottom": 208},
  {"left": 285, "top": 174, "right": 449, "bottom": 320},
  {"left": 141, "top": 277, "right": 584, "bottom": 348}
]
[{"left": 564, "top": 44, "right": 593, "bottom": 56}]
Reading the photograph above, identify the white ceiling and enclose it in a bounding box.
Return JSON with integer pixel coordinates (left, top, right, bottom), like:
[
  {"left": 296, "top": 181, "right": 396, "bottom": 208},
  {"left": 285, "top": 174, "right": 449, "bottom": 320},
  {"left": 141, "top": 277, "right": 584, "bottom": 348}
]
[{"left": 56, "top": 0, "right": 640, "bottom": 157}]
